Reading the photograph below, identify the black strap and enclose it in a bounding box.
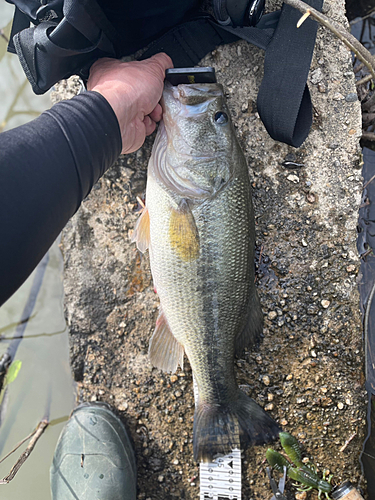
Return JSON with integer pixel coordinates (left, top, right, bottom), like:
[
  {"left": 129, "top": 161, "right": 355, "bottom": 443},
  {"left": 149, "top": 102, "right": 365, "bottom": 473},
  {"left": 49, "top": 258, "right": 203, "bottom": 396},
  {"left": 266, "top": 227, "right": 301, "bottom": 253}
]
[
  {"left": 143, "top": 2, "right": 322, "bottom": 147},
  {"left": 141, "top": 15, "right": 236, "bottom": 66},
  {"left": 141, "top": 12, "right": 279, "bottom": 64},
  {"left": 257, "top": 0, "right": 323, "bottom": 147}
]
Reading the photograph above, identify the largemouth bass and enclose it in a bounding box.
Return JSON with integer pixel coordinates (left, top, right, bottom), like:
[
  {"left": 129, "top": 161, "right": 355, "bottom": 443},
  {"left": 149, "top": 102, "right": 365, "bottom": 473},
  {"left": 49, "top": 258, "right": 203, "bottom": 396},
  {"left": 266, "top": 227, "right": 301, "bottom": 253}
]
[{"left": 133, "top": 82, "right": 280, "bottom": 462}]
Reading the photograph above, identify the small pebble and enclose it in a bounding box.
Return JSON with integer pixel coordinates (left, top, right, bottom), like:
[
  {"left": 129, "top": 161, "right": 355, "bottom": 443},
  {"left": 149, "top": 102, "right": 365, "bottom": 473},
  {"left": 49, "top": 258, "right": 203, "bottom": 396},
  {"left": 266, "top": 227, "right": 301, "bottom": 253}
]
[
  {"left": 306, "top": 193, "right": 316, "bottom": 203},
  {"left": 320, "top": 387, "right": 328, "bottom": 393},
  {"left": 345, "top": 92, "right": 358, "bottom": 102},
  {"left": 268, "top": 311, "right": 277, "bottom": 320},
  {"left": 310, "top": 68, "right": 323, "bottom": 85},
  {"left": 170, "top": 375, "right": 178, "bottom": 383},
  {"left": 318, "top": 83, "right": 326, "bottom": 93},
  {"left": 280, "top": 418, "right": 288, "bottom": 426},
  {"left": 263, "top": 375, "right": 270, "bottom": 386},
  {"left": 158, "top": 475, "right": 164, "bottom": 482},
  {"left": 118, "top": 402, "right": 128, "bottom": 411},
  {"left": 321, "top": 299, "right": 330, "bottom": 308},
  {"left": 268, "top": 393, "right": 274, "bottom": 401},
  {"left": 337, "top": 402, "right": 344, "bottom": 410},
  {"left": 173, "top": 459, "right": 179, "bottom": 465},
  {"left": 287, "top": 174, "right": 299, "bottom": 183},
  {"left": 346, "top": 264, "right": 356, "bottom": 273},
  {"left": 301, "top": 238, "right": 307, "bottom": 247},
  {"left": 286, "top": 374, "right": 293, "bottom": 381},
  {"left": 265, "top": 403, "right": 274, "bottom": 411}
]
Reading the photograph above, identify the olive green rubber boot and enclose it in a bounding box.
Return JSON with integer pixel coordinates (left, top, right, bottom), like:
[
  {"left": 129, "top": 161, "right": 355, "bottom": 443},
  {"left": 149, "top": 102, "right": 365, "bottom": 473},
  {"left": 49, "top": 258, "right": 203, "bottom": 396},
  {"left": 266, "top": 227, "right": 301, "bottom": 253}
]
[{"left": 50, "top": 402, "right": 136, "bottom": 500}]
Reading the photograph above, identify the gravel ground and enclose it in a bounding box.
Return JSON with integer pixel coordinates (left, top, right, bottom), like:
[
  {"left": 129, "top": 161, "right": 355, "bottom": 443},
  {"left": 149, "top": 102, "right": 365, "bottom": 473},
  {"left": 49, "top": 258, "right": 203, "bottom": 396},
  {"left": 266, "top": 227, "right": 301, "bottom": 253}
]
[{"left": 53, "top": 0, "right": 368, "bottom": 497}]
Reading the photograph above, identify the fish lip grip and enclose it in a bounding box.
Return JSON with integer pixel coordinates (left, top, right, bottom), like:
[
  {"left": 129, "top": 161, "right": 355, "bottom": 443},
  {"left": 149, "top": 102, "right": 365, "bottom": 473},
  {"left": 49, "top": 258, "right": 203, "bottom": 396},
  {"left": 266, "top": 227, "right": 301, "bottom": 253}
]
[
  {"left": 165, "top": 67, "right": 217, "bottom": 85},
  {"left": 266, "top": 466, "right": 288, "bottom": 500}
]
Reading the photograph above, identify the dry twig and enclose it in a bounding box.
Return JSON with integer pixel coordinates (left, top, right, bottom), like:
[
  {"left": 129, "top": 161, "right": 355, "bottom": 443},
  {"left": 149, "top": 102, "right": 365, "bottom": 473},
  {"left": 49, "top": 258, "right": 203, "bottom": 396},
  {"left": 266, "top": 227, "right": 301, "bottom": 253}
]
[
  {"left": 0, "top": 419, "right": 49, "bottom": 484},
  {"left": 357, "top": 74, "right": 373, "bottom": 87},
  {"left": 283, "top": 0, "right": 375, "bottom": 82},
  {"left": 339, "top": 431, "right": 357, "bottom": 452}
]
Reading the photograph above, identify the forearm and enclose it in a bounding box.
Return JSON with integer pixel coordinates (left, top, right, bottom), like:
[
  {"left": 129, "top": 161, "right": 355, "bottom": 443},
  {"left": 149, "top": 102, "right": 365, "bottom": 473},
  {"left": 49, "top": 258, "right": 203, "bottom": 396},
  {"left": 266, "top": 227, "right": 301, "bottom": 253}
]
[{"left": 0, "top": 91, "right": 121, "bottom": 306}]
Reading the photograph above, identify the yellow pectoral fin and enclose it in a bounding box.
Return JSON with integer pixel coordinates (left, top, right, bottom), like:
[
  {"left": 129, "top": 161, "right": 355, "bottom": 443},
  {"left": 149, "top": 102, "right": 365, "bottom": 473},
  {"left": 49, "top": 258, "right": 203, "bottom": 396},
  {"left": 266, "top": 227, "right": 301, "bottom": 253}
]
[
  {"left": 131, "top": 207, "right": 150, "bottom": 253},
  {"left": 169, "top": 200, "right": 200, "bottom": 262}
]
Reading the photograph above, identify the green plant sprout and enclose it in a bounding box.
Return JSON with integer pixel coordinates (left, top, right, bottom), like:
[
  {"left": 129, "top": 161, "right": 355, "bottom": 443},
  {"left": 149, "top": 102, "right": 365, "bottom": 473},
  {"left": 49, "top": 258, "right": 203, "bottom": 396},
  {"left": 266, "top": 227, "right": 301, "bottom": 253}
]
[
  {"left": 5, "top": 360, "right": 22, "bottom": 385},
  {"left": 0, "top": 360, "right": 22, "bottom": 407},
  {"left": 266, "top": 432, "right": 333, "bottom": 499}
]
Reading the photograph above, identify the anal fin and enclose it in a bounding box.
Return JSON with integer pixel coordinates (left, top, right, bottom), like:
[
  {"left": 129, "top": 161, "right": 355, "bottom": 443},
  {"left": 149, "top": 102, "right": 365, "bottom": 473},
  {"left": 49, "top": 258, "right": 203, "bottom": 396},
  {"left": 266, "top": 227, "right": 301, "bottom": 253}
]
[{"left": 148, "top": 310, "right": 184, "bottom": 373}]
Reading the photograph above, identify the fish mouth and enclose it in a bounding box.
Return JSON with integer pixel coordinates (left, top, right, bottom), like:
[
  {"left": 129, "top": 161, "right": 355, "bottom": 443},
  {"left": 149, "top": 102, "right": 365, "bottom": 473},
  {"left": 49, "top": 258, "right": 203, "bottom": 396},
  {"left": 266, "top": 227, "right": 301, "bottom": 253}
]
[{"left": 163, "top": 82, "right": 223, "bottom": 118}]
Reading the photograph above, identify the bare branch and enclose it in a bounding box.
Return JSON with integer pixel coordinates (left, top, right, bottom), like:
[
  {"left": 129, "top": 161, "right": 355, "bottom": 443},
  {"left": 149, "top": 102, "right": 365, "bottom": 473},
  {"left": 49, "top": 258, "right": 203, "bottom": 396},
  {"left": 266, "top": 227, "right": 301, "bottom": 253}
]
[
  {"left": 0, "top": 429, "right": 37, "bottom": 466},
  {"left": 357, "top": 74, "right": 373, "bottom": 86},
  {"left": 0, "top": 420, "right": 49, "bottom": 484},
  {"left": 283, "top": 0, "right": 375, "bottom": 82},
  {"left": 339, "top": 431, "right": 357, "bottom": 452}
]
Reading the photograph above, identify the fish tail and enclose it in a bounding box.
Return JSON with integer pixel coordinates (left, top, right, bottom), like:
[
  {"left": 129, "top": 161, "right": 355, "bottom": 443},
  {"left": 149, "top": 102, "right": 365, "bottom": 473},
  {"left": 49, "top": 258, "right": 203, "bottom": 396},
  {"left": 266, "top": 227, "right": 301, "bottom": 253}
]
[{"left": 193, "top": 391, "right": 280, "bottom": 462}]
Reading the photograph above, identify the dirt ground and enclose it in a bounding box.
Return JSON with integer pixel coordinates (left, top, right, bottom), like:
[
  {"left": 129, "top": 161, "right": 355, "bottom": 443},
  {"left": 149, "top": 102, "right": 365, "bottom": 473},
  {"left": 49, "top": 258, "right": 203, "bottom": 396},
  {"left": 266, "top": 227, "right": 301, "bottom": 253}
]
[{"left": 53, "top": 0, "right": 368, "bottom": 498}]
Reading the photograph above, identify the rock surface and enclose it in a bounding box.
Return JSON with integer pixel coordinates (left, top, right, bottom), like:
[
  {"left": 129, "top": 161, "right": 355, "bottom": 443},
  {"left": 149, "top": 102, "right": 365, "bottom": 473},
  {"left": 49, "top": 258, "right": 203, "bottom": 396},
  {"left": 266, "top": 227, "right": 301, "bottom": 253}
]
[{"left": 55, "top": 0, "right": 367, "bottom": 497}]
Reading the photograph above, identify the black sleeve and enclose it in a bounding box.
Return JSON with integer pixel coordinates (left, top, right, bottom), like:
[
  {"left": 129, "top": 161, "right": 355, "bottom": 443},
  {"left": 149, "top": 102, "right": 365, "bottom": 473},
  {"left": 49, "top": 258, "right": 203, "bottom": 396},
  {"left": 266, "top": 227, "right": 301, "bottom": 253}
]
[{"left": 0, "top": 91, "right": 122, "bottom": 306}]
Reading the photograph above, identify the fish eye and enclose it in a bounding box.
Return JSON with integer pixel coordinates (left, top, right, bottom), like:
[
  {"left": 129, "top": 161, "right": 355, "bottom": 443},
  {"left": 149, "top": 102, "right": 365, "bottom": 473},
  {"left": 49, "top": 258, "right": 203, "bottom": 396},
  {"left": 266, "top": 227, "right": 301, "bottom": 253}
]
[{"left": 214, "top": 111, "right": 228, "bottom": 124}]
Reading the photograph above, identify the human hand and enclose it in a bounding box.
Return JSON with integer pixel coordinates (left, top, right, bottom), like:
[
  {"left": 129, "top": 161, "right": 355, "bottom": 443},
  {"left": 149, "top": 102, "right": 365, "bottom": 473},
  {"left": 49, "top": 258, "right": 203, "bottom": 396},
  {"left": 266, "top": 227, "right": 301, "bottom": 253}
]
[{"left": 87, "top": 53, "right": 173, "bottom": 154}]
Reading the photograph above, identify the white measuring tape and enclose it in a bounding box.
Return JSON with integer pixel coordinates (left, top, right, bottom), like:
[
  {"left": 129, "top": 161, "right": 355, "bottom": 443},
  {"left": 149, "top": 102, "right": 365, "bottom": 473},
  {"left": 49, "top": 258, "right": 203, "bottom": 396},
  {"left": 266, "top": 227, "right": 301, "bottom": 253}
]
[
  {"left": 193, "top": 376, "right": 242, "bottom": 500},
  {"left": 199, "top": 449, "right": 241, "bottom": 500}
]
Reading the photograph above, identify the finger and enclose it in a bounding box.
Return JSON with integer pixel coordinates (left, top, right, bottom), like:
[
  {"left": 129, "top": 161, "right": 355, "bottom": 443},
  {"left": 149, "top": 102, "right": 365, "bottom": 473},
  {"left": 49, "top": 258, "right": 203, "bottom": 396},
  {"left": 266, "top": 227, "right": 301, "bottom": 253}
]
[
  {"left": 146, "top": 52, "right": 174, "bottom": 80},
  {"left": 144, "top": 115, "right": 156, "bottom": 136},
  {"left": 149, "top": 52, "right": 173, "bottom": 70},
  {"left": 149, "top": 103, "right": 163, "bottom": 123}
]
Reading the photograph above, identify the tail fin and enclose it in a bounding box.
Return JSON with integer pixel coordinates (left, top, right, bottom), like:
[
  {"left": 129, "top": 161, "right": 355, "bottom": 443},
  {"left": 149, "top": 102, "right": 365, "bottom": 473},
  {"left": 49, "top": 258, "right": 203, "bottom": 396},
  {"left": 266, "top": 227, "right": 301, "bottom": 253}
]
[{"left": 193, "top": 390, "right": 280, "bottom": 462}]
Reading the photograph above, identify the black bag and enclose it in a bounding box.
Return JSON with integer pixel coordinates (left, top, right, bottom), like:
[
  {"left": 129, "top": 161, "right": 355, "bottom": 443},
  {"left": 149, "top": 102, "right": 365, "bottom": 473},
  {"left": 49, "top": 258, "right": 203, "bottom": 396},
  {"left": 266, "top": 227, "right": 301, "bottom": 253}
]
[{"left": 6, "top": 0, "right": 323, "bottom": 147}]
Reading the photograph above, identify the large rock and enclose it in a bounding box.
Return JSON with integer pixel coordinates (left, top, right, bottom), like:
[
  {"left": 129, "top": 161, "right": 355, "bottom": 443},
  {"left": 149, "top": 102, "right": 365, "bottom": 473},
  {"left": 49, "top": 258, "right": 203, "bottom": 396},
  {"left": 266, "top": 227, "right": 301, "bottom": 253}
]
[{"left": 57, "top": 0, "right": 367, "bottom": 497}]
